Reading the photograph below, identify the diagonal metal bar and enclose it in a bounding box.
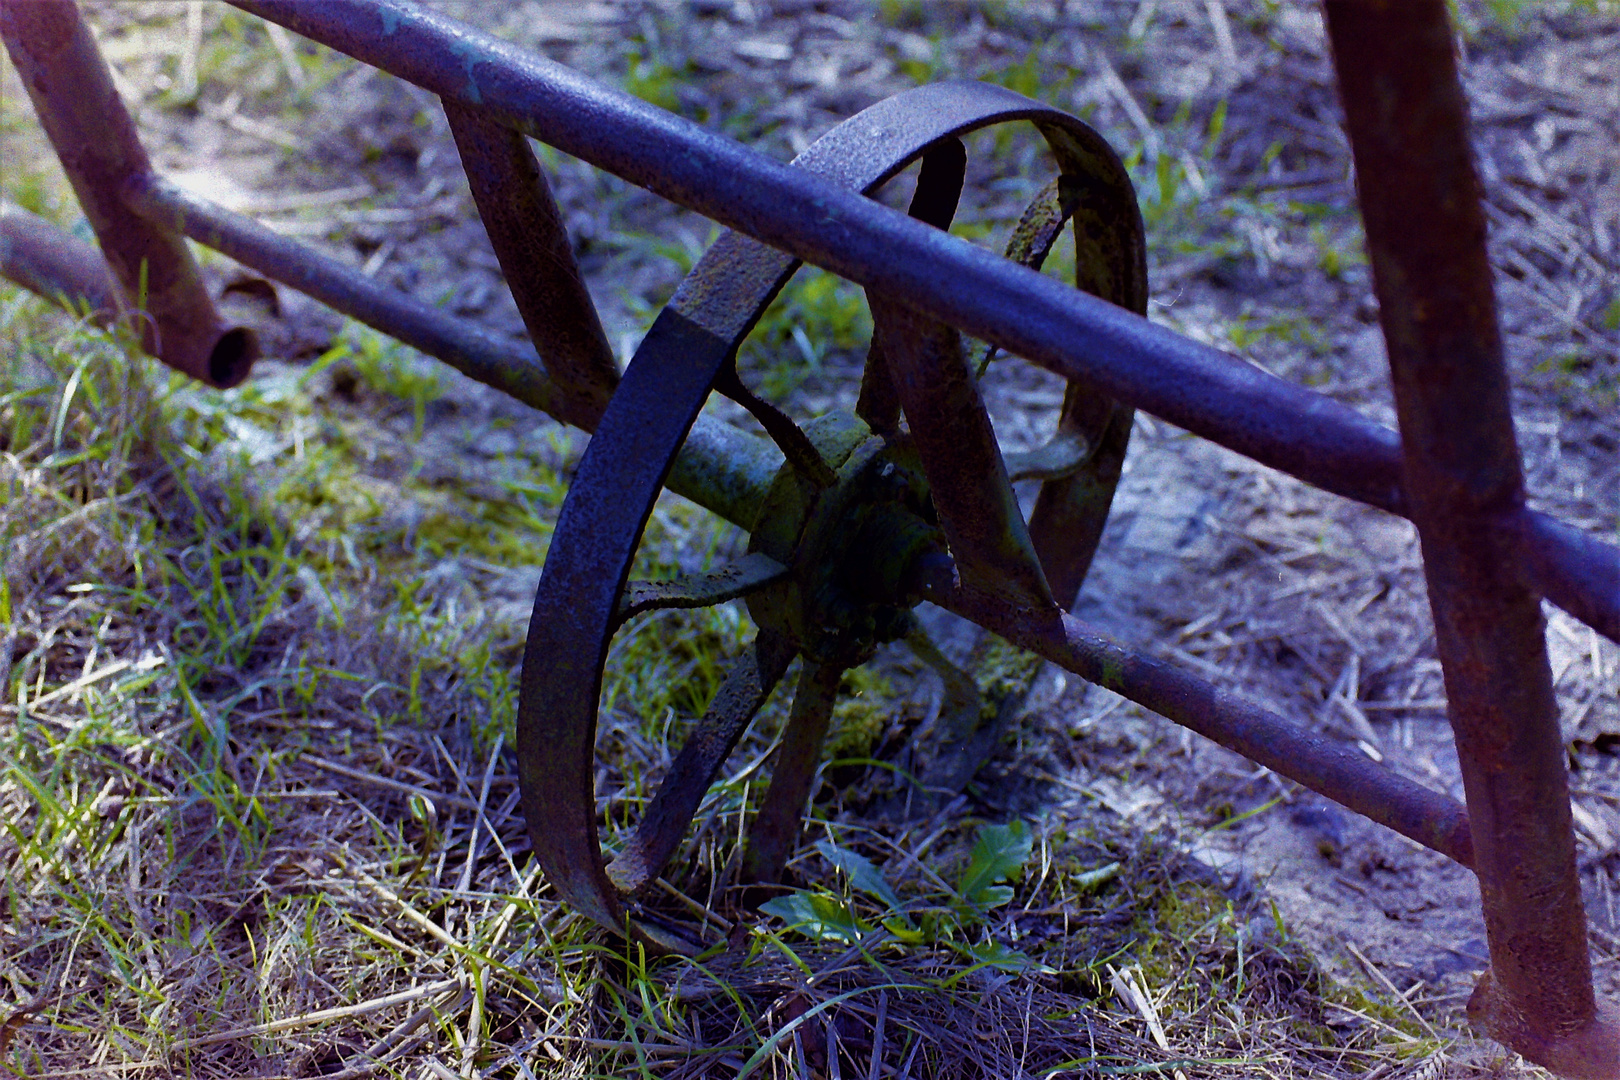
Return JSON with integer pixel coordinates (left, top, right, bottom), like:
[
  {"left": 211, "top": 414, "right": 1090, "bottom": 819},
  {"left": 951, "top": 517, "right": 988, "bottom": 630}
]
[
  {"left": 873, "top": 138, "right": 1055, "bottom": 609},
  {"left": 221, "top": 0, "right": 1618, "bottom": 643},
  {"left": 715, "top": 367, "right": 839, "bottom": 491},
  {"left": 944, "top": 584, "right": 1475, "bottom": 869},
  {"left": 443, "top": 100, "right": 619, "bottom": 413},
  {"left": 742, "top": 657, "right": 846, "bottom": 884},
  {"left": 877, "top": 294, "right": 1054, "bottom": 608},
  {"left": 857, "top": 134, "right": 972, "bottom": 435},
  {"left": 1324, "top": 2, "right": 1618, "bottom": 1074}
]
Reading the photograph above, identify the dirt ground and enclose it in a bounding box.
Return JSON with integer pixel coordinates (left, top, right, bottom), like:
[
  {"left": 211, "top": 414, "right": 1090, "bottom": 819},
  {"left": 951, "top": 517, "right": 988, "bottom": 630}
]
[{"left": 6, "top": 0, "right": 1619, "bottom": 1073}]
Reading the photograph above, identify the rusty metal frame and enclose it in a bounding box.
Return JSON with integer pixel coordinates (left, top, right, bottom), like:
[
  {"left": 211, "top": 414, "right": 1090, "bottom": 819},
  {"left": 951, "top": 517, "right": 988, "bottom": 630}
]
[{"left": 2, "top": 0, "right": 1617, "bottom": 1073}]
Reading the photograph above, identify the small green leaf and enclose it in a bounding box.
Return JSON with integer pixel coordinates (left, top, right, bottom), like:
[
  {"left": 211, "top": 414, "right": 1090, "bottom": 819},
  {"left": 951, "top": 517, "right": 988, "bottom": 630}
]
[
  {"left": 967, "top": 939, "right": 1054, "bottom": 975},
  {"left": 970, "top": 884, "right": 1015, "bottom": 908},
  {"left": 759, "top": 891, "right": 870, "bottom": 944},
  {"left": 941, "top": 940, "right": 1058, "bottom": 986},
  {"left": 1205, "top": 98, "right": 1228, "bottom": 152},
  {"left": 814, "top": 839, "right": 904, "bottom": 916},
  {"left": 958, "top": 820, "right": 1033, "bottom": 908},
  {"left": 882, "top": 916, "right": 926, "bottom": 945}
]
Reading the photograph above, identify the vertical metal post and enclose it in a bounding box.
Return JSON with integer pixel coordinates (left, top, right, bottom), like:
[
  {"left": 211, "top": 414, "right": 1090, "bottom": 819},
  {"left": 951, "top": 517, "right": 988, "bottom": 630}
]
[
  {"left": 1323, "top": 2, "right": 1618, "bottom": 1076},
  {"left": 0, "top": 0, "right": 256, "bottom": 387}
]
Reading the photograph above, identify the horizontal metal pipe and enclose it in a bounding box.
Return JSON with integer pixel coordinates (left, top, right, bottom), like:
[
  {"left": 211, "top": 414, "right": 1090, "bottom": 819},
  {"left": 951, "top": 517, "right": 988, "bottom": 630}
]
[
  {"left": 1514, "top": 509, "right": 1620, "bottom": 645},
  {"left": 120, "top": 172, "right": 779, "bottom": 527},
  {"left": 0, "top": 203, "right": 122, "bottom": 326},
  {"left": 945, "top": 585, "right": 1476, "bottom": 869},
  {"left": 122, "top": 173, "right": 594, "bottom": 428},
  {"left": 224, "top": 1, "right": 1402, "bottom": 502},
  {"left": 223, "top": 0, "right": 1619, "bottom": 643}
]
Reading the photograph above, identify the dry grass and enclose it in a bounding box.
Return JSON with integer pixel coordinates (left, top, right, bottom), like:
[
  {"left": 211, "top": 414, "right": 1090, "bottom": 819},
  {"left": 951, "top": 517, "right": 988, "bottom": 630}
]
[{"left": 0, "top": 295, "right": 1487, "bottom": 1080}]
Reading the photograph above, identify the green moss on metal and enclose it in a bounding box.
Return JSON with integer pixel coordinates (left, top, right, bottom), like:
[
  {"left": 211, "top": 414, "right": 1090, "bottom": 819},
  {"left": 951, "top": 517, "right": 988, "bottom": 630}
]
[
  {"left": 826, "top": 666, "right": 896, "bottom": 761},
  {"left": 973, "top": 634, "right": 1043, "bottom": 721}
]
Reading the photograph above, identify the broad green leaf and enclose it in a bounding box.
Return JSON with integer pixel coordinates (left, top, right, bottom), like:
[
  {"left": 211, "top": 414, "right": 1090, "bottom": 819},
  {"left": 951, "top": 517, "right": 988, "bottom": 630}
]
[
  {"left": 759, "top": 891, "right": 869, "bottom": 944},
  {"left": 958, "top": 820, "right": 1033, "bottom": 907},
  {"left": 814, "top": 839, "right": 904, "bottom": 916}
]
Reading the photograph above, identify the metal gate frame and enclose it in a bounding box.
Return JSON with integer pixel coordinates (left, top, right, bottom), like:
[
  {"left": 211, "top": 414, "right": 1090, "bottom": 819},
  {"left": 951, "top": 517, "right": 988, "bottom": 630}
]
[{"left": 2, "top": 1, "right": 1617, "bottom": 1074}]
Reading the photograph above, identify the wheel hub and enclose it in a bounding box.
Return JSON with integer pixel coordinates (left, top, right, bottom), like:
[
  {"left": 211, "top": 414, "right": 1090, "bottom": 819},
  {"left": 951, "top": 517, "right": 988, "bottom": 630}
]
[{"left": 746, "top": 409, "right": 949, "bottom": 667}]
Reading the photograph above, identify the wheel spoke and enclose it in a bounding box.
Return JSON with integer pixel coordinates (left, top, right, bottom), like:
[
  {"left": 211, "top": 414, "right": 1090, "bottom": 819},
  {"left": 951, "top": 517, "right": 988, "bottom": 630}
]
[
  {"left": 973, "top": 176, "right": 1072, "bottom": 376},
  {"left": 857, "top": 138, "right": 967, "bottom": 437},
  {"left": 606, "top": 630, "right": 796, "bottom": 893},
  {"left": 877, "top": 298, "right": 1054, "bottom": 608},
  {"left": 615, "top": 551, "right": 789, "bottom": 631},
  {"left": 517, "top": 82, "right": 1148, "bottom": 945},
  {"left": 1023, "top": 167, "right": 1146, "bottom": 607},
  {"left": 716, "top": 366, "right": 838, "bottom": 490},
  {"left": 1003, "top": 429, "right": 1092, "bottom": 483},
  {"left": 1026, "top": 401, "right": 1133, "bottom": 606},
  {"left": 743, "top": 659, "right": 845, "bottom": 883},
  {"left": 870, "top": 139, "right": 1054, "bottom": 609},
  {"left": 901, "top": 617, "right": 981, "bottom": 744}
]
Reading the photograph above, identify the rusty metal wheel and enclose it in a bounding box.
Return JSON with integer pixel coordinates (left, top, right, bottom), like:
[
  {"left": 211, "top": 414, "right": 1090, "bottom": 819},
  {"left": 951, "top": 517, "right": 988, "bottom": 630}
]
[{"left": 516, "top": 81, "right": 1145, "bottom": 950}]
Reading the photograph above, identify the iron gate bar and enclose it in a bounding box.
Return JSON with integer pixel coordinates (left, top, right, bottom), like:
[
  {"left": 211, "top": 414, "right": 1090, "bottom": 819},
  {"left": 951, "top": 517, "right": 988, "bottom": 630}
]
[
  {"left": 0, "top": 0, "right": 257, "bottom": 388},
  {"left": 1325, "top": 2, "right": 1618, "bottom": 1074},
  {"left": 221, "top": 0, "right": 1620, "bottom": 645}
]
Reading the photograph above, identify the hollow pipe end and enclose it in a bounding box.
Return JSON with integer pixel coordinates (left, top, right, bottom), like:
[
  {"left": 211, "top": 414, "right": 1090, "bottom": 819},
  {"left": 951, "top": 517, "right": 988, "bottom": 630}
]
[
  {"left": 1469, "top": 969, "right": 1620, "bottom": 1079},
  {"left": 157, "top": 320, "right": 260, "bottom": 389},
  {"left": 204, "top": 324, "right": 259, "bottom": 388}
]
